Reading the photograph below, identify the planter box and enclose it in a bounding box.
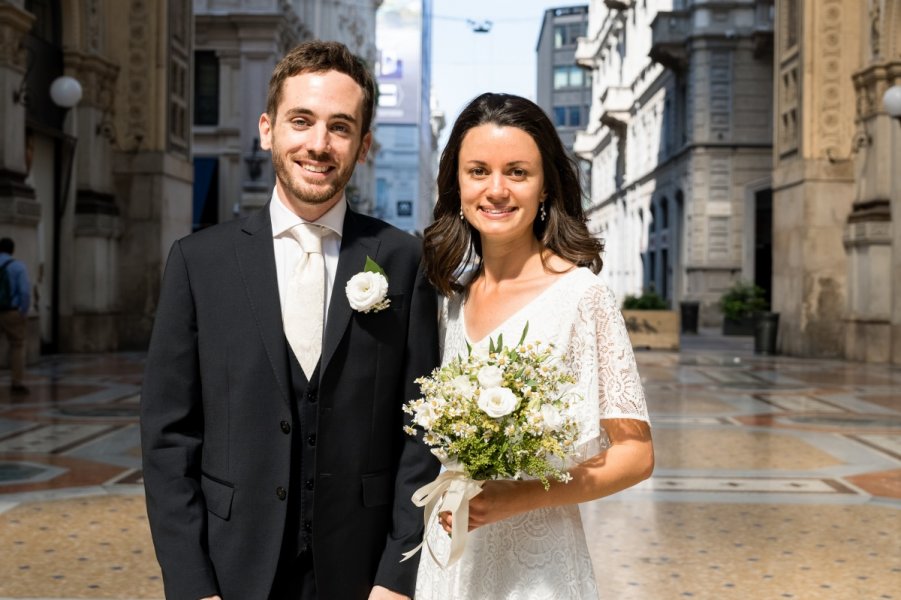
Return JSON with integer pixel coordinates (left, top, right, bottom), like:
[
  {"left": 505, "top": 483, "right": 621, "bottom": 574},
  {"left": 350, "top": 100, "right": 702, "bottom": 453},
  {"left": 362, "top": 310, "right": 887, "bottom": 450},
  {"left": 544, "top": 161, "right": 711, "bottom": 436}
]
[
  {"left": 722, "top": 316, "right": 756, "bottom": 336},
  {"left": 622, "top": 310, "right": 680, "bottom": 350}
]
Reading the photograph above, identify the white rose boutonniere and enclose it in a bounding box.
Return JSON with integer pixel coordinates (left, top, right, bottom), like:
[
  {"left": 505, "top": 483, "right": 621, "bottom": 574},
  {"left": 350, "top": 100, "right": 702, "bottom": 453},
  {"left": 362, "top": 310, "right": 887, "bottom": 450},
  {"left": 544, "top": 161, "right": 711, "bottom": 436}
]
[{"left": 346, "top": 256, "right": 391, "bottom": 313}]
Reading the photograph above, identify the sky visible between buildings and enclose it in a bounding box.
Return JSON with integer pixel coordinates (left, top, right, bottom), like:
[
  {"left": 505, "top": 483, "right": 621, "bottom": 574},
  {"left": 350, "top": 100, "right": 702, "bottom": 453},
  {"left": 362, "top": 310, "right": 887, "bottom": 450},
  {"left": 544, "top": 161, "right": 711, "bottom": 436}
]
[{"left": 432, "top": 0, "right": 569, "bottom": 150}]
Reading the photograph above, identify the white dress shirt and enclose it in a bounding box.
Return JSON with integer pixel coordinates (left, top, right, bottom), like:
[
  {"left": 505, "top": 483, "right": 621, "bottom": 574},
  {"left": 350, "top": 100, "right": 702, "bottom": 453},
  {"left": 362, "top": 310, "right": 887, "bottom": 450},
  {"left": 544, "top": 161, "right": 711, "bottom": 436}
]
[{"left": 270, "top": 188, "right": 346, "bottom": 325}]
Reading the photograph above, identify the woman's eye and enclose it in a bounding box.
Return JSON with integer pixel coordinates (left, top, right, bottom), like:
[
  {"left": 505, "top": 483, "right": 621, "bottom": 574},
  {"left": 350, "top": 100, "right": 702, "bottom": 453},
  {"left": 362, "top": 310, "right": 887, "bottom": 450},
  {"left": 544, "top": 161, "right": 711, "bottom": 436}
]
[
  {"left": 510, "top": 168, "right": 526, "bottom": 177},
  {"left": 470, "top": 167, "right": 486, "bottom": 177}
]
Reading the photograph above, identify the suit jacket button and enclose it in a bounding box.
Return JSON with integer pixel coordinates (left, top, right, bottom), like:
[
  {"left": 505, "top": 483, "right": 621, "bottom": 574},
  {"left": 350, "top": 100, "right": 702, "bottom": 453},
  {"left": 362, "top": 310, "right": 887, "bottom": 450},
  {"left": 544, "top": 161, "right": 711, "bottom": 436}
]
[
  {"left": 307, "top": 434, "right": 316, "bottom": 446},
  {"left": 305, "top": 389, "right": 317, "bottom": 403},
  {"left": 303, "top": 520, "right": 313, "bottom": 532},
  {"left": 305, "top": 479, "right": 315, "bottom": 490},
  {"left": 280, "top": 420, "right": 291, "bottom": 434},
  {"left": 276, "top": 486, "right": 287, "bottom": 500}
]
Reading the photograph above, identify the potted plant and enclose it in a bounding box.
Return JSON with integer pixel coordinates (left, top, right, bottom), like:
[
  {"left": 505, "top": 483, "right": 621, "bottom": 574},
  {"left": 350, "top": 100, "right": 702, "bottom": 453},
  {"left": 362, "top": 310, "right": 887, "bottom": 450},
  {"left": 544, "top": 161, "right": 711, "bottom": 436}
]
[
  {"left": 718, "top": 280, "right": 768, "bottom": 336},
  {"left": 621, "top": 290, "right": 680, "bottom": 350}
]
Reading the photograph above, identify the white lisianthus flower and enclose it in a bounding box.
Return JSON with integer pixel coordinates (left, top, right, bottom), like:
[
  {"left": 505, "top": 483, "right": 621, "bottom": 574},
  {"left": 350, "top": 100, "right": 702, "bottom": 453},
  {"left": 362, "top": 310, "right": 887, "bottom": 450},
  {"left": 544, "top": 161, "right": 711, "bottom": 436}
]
[
  {"left": 477, "top": 386, "right": 518, "bottom": 418},
  {"left": 345, "top": 271, "right": 390, "bottom": 313},
  {"left": 451, "top": 375, "right": 475, "bottom": 397},
  {"left": 539, "top": 403, "right": 563, "bottom": 431},
  {"left": 477, "top": 365, "right": 505, "bottom": 389}
]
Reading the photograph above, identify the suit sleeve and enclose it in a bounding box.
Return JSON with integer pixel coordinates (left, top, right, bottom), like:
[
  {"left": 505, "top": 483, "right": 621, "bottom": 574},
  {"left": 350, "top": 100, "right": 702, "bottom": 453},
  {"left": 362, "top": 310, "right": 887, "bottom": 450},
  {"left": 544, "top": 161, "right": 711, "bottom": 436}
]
[
  {"left": 140, "top": 240, "right": 220, "bottom": 600},
  {"left": 374, "top": 260, "right": 441, "bottom": 595}
]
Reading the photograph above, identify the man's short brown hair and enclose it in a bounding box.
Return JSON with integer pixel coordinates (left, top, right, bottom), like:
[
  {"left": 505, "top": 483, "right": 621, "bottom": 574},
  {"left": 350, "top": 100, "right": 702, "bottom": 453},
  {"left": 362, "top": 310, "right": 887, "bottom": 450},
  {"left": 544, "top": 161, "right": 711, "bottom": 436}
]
[{"left": 266, "top": 40, "right": 377, "bottom": 135}]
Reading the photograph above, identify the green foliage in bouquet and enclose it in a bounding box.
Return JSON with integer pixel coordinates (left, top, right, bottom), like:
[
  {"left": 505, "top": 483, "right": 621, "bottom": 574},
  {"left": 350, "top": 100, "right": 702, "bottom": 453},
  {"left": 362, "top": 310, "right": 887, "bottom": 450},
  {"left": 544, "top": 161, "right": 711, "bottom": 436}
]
[{"left": 403, "top": 323, "right": 580, "bottom": 489}]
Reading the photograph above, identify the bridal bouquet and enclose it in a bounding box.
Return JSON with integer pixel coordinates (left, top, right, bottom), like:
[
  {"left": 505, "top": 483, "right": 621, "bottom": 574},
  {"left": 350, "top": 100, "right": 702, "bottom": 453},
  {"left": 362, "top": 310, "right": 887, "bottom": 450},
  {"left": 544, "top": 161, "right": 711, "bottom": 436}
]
[{"left": 401, "top": 323, "right": 580, "bottom": 566}]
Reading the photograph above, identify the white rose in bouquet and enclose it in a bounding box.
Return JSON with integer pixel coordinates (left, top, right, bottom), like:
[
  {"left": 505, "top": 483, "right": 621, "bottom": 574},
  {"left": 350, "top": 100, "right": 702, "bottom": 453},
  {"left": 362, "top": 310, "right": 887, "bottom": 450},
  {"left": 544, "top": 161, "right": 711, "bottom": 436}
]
[{"left": 477, "top": 386, "right": 518, "bottom": 418}]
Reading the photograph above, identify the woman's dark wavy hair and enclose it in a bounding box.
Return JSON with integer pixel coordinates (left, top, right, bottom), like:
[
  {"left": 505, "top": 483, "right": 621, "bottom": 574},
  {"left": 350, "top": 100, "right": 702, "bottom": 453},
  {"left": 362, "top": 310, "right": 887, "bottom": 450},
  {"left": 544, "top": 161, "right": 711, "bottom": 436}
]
[{"left": 423, "top": 93, "right": 604, "bottom": 296}]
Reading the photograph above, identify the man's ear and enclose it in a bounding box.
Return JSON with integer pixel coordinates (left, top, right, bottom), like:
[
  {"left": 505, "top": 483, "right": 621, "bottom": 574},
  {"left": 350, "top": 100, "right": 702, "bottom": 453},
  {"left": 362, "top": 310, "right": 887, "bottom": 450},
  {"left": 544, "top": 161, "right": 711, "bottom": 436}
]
[
  {"left": 258, "top": 112, "right": 273, "bottom": 150},
  {"left": 357, "top": 131, "right": 373, "bottom": 164}
]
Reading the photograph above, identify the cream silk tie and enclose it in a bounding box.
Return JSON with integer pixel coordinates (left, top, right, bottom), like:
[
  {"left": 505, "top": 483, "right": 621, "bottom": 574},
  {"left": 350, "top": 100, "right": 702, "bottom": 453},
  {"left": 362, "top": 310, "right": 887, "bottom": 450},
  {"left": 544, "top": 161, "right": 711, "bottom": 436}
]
[{"left": 284, "top": 223, "right": 326, "bottom": 379}]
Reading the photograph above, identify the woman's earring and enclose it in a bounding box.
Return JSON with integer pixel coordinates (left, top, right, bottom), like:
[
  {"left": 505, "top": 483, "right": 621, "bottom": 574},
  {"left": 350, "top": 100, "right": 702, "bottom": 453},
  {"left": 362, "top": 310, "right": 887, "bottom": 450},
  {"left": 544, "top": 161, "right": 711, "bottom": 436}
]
[
  {"left": 459, "top": 206, "right": 464, "bottom": 221},
  {"left": 540, "top": 202, "right": 547, "bottom": 222}
]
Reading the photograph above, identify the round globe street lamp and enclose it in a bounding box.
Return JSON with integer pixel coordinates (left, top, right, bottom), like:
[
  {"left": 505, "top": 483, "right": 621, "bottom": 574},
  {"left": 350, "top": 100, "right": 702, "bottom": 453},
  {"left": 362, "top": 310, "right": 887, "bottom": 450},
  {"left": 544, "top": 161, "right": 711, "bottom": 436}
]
[
  {"left": 49, "top": 75, "right": 83, "bottom": 109},
  {"left": 884, "top": 84, "right": 901, "bottom": 124}
]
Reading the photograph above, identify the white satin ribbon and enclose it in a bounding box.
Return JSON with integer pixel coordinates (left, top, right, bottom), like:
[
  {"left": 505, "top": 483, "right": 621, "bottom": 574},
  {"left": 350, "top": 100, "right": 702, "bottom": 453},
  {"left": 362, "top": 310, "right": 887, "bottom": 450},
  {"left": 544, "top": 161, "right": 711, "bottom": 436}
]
[{"left": 401, "top": 469, "right": 484, "bottom": 568}]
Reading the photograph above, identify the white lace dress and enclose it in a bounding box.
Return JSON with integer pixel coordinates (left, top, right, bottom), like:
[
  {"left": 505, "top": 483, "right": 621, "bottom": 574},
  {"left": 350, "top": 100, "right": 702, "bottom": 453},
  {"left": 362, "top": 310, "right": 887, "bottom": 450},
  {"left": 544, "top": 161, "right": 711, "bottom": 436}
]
[{"left": 414, "top": 268, "right": 649, "bottom": 600}]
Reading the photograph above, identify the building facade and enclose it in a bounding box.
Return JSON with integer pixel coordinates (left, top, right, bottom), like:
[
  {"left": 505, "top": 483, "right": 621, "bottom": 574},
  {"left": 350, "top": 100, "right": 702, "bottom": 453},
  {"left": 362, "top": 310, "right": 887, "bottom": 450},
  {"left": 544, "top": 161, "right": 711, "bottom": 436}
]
[
  {"left": 772, "top": 0, "right": 901, "bottom": 362},
  {"left": 536, "top": 5, "right": 591, "bottom": 154},
  {"left": 0, "top": 0, "right": 382, "bottom": 360},
  {"left": 575, "top": 0, "right": 774, "bottom": 324},
  {"left": 0, "top": 0, "right": 194, "bottom": 355},
  {"left": 373, "top": 0, "right": 435, "bottom": 235}
]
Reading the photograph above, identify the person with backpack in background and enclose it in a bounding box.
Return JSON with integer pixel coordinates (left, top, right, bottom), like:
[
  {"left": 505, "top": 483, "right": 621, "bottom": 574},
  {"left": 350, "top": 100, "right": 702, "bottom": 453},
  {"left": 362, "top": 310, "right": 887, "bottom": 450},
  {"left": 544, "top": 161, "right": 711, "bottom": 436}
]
[{"left": 0, "top": 237, "right": 31, "bottom": 395}]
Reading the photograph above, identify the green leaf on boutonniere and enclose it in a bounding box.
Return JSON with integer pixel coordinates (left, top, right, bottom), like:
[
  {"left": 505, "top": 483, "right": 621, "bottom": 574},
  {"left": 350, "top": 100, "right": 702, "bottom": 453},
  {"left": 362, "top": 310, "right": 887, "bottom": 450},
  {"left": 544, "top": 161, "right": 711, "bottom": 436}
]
[{"left": 364, "top": 256, "right": 386, "bottom": 276}]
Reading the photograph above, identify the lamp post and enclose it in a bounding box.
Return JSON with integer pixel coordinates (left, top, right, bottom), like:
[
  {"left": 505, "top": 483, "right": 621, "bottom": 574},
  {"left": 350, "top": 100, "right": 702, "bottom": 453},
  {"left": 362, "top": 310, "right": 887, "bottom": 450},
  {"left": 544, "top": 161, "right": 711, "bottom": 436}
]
[
  {"left": 48, "top": 75, "right": 82, "bottom": 353},
  {"left": 884, "top": 84, "right": 901, "bottom": 124}
]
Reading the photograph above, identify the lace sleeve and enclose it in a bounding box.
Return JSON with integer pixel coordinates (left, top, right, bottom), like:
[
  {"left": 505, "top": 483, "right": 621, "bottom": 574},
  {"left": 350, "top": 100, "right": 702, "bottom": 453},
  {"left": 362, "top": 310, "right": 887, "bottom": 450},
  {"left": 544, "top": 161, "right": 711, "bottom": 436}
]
[{"left": 572, "top": 284, "right": 649, "bottom": 425}]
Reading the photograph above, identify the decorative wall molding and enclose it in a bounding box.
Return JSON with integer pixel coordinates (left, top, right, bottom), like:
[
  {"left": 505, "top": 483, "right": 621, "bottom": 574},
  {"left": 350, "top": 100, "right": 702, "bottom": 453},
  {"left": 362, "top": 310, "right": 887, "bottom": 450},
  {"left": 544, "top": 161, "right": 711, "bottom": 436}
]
[
  {"left": 818, "top": 0, "right": 844, "bottom": 157},
  {"left": 0, "top": 3, "right": 35, "bottom": 71},
  {"left": 126, "top": 0, "right": 149, "bottom": 151}
]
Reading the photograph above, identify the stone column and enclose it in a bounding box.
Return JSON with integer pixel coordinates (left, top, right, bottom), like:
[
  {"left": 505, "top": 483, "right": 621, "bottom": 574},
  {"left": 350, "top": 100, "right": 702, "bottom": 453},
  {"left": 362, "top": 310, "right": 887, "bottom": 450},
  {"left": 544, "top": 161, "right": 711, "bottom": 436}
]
[
  {"left": 0, "top": 3, "right": 39, "bottom": 227},
  {"left": 59, "top": 51, "right": 122, "bottom": 352}
]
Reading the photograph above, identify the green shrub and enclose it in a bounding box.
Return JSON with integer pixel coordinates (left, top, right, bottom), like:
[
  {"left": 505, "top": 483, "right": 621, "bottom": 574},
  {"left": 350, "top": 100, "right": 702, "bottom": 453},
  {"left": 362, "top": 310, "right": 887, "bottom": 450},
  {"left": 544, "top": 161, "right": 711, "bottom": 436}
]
[
  {"left": 622, "top": 290, "right": 668, "bottom": 310},
  {"left": 718, "top": 280, "right": 768, "bottom": 320}
]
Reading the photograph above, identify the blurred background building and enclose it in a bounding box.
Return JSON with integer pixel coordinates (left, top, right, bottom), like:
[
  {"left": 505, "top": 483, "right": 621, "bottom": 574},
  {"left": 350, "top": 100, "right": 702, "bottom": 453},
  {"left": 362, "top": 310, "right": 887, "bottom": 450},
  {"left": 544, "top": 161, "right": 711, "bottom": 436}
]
[
  {"left": 574, "top": 0, "right": 775, "bottom": 326},
  {"left": 0, "top": 0, "right": 898, "bottom": 364},
  {"left": 0, "top": 0, "right": 385, "bottom": 358},
  {"left": 536, "top": 5, "right": 591, "bottom": 154},
  {"left": 373, "top": 0, "right": 437, "bottom": 235}
]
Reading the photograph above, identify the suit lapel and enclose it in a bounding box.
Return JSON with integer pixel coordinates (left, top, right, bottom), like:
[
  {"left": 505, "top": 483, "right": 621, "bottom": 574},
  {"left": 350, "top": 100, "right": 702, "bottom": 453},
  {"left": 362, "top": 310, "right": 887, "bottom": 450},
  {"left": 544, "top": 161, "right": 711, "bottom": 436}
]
[
  {"left": 321, "top": 209, "right": 379, "bottom": 376},
  {"left": 235, "top": 205, "right": 291, "bottom": 404}
]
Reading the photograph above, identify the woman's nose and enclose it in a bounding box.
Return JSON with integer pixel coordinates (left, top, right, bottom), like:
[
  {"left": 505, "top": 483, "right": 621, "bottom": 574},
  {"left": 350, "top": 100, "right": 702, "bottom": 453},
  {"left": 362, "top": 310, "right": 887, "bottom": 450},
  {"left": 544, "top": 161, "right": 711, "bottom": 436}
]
[{"left": 487, "top": 174, "right": 509, "bottom": 199}]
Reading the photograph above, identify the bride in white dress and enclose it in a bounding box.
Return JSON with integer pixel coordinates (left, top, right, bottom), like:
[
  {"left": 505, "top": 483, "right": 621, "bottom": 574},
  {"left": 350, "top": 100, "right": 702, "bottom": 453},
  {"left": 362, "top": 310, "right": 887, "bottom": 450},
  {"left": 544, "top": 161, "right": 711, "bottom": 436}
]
[{"left": 414, "top": 93, "right": 654, "bottom": 599}]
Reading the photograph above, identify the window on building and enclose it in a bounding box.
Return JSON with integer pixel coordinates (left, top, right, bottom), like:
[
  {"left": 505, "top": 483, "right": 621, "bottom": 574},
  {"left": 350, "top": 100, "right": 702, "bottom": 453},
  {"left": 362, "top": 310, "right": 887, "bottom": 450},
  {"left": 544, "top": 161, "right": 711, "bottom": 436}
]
[
  {"left": 553, "top": 67, "right": 569, "bottom": 89},
  {"left": 553, "top": 66, "right": 586, "bottom": 90},
  {"left": 554, "top": 106, "right": 567, "bottom": 126},
  {"left": 570, "top": 66, "right": 584, "bottom": 88},
  {"left": 554, "top": 26, "right": 565, "bottom": 49},
  {"left": 194, "top": 51, "right": 219, "bottom": 126},
  {"left": 553, "top": 23, "right": 585, "bottom": 48},
  {"left": 568, "top": 106, "right": 581, "bottom": 127}
]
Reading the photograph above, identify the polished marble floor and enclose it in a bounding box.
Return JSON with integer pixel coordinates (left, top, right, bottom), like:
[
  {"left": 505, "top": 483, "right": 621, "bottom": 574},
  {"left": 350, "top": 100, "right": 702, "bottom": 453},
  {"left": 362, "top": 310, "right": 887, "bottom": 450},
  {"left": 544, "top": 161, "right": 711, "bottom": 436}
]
[{"left": 0, "top": 331, "right": 898, "bottom": 599}]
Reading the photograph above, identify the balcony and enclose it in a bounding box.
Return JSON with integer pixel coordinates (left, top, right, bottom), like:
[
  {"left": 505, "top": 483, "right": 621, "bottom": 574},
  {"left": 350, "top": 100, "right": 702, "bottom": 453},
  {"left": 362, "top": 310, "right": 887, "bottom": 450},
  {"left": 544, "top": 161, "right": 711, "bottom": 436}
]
[
  {"left": 649, "top": 11, "right": 689, "bottom": 71},
  {"left": 575, "top": 34, "right": 602, "bottom": 69},
  {"left": 599, "top": 86, "right": 632, "bottom": 131}
]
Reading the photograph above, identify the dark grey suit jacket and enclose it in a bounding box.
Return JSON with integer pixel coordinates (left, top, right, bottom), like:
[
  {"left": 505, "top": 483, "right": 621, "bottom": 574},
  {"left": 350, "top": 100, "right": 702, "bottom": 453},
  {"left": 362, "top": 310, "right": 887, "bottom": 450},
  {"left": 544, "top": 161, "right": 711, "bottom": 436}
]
[{"left": 141, "top": 204, "right": 440, "bottom": 599}]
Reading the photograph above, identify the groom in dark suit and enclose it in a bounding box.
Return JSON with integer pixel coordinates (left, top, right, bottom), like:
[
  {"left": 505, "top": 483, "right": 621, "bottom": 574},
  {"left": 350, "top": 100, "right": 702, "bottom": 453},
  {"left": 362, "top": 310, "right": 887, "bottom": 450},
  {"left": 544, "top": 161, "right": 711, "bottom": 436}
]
[{"left": 141, "top": 41, "right": 440, "bottom": 600}]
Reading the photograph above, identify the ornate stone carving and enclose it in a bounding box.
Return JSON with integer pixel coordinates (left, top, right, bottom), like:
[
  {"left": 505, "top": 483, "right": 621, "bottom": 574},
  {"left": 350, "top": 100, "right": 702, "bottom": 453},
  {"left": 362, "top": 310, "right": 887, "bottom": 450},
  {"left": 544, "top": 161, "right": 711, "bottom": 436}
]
[
  {"left": 870, "top": 0, "right": 881, "bottom": 59},
  {"left": 0, "top": 4, "right": 35, "bottom": 71},
  {"left": 127, "top": 0, "right": 149, "bottom": 150},
  {"left": 818, "top": 0, "right": 844, "bottom": 157},
  {"left": 85, "top": 0, "right": 102, "bottom": 54}
]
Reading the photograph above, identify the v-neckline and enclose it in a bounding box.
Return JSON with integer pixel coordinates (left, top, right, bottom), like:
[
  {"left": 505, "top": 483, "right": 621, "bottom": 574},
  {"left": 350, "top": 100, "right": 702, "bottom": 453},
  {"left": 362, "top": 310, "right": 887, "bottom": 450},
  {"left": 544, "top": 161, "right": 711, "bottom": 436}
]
[{"left": 461, "top": 268, "right": 582, "bottom": 346}]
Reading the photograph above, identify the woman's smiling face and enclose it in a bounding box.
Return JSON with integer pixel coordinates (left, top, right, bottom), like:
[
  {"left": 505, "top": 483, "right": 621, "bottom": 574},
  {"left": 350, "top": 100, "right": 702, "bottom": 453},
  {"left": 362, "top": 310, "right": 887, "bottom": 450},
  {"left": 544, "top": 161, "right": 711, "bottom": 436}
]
[{"left": 457, "top": 124, "right": 545, "bottom": 246}]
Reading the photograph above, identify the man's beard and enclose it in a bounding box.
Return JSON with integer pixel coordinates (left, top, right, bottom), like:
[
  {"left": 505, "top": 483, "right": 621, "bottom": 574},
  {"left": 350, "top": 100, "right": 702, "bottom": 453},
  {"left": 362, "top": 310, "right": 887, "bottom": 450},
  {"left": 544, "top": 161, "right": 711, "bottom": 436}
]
[{"left": 271, "top": 148, "right": 357, "bottom": 206}]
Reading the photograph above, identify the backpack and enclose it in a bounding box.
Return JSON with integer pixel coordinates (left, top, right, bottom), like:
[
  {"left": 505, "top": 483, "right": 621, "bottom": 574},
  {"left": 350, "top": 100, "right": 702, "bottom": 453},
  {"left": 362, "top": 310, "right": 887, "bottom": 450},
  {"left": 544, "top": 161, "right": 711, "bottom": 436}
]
[{"left": 0, "top": 259, "right": 15, "bottom": 311}]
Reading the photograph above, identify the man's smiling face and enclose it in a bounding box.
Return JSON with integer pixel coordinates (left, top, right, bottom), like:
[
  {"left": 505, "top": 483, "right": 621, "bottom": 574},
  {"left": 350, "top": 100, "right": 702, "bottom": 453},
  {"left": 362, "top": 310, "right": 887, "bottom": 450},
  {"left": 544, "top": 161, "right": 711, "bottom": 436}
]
[{"left": 259, "top": 69, "right": 372, "bottom": 218}]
